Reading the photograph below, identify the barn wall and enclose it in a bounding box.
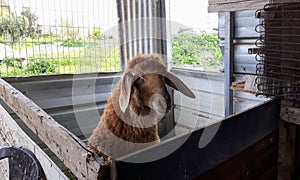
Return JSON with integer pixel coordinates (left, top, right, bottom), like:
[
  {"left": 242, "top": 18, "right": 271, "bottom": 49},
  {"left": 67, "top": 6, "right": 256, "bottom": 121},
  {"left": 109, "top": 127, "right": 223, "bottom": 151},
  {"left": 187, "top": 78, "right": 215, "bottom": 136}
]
[
  {"left": 1, "top": 70, "right": 268, "bottom": 139},
  {"left": 170, "top": 68, "right": 268, "bottom": 134},
  {"left": 219, "top": 10, "right": 261, "bottom": 75},
  {"left": 0, "top": 70, "right": 268, "bottom": 168}
]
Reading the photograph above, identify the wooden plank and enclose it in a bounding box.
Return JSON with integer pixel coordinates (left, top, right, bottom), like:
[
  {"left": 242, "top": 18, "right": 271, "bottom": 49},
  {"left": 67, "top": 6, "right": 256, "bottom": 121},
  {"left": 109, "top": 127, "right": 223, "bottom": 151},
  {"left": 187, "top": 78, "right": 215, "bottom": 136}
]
[
  {"left": 208, "top": 0, "right": 269, "bottom": 12},
  {"left": 0, "top": 155, "right": 8, "bottom": 179},
  {"left": 0, "top": 78, "right": 109, "bottom": 179},
  {"left": 272, "top": 0, "right": 300, "bottom": 3},
  {"left": 278, "top": 100, "right": 298, "bottom": 180},
  {"left": 278, "top": 120, "right": 296, "bottom": 180},
  {"left": 209, "top": 0, "right": 258, "bottom": 4},
  {"left": 0, "top": 105, "right": 68, "bottom": 179},
  {"left": 280, "top": 104, "right": 300, "bottom": 126}
]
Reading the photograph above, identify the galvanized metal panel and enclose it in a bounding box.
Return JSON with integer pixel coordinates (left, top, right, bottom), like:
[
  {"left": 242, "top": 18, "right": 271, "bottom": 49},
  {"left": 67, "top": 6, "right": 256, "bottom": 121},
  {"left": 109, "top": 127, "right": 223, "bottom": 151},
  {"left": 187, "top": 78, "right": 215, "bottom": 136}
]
[
  {"left": 219, "top": 10, "right": 261, "bottom": 74},
  {"left": 170, "top": 69, "right": 268, "bottom": 134},
  {"left": 116, "top": 0, "right": 167, "bottom": 63},
  {"left": 115, "top": 99, "right": 280, "bottom": 179},
  {"left": 219, "top": 10, "right": 260, "bottom": 39},
  {"left": 1, "top": 71, "right": 268, "bottom": 141}
]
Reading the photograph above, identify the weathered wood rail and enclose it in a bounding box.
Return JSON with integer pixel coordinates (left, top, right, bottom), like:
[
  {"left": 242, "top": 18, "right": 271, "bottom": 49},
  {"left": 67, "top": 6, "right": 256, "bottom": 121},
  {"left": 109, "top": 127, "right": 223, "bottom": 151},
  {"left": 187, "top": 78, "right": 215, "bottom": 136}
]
[
  {"left": 208, "top": 0, "right": 269, "bottom": 12},
  {"left": 208, "top": 0, "right": 300, "bottom": 13},
  {"left": 0, "top": 104, "right": 68, "bottom": 179},
  {"left": 0, "top": 78, "right": 109, "bottom": 179}
]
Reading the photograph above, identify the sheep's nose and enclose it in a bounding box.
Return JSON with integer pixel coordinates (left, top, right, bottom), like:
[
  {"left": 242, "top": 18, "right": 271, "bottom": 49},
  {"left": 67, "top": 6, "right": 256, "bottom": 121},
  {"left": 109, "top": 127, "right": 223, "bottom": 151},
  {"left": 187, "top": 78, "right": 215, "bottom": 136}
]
[{"left": 149, "top": 94, "right": 169, "bottom": 115}]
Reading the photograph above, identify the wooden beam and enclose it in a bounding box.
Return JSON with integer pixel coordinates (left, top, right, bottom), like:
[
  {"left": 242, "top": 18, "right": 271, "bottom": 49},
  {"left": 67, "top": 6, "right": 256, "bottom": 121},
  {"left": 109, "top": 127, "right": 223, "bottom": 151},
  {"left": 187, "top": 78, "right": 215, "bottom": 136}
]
[
  {"left": 0, "top": 78, "right": 109, "bottom": 179},
  {"left": 278, "top": 120, "right": 296, "bottom": 180},
  {"left": 0, "top": 105, "right": 68, "bottom": 179},
  {"left": 278, "top": 100, "right": 299, "bottom": 179},
  {"left": 208, "top": 0, "right": 269, "bottom": 13},
  {"left": 281, "top": 105, "right": 300, "bottom": 126}
]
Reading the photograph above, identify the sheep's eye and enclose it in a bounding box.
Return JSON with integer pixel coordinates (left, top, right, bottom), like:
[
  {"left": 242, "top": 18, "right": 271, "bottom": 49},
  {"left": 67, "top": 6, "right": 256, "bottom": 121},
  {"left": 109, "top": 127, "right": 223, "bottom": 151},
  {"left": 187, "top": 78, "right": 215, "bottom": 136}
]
[{"left": 135, "top": 76, "right": 145, "bottom": 86}]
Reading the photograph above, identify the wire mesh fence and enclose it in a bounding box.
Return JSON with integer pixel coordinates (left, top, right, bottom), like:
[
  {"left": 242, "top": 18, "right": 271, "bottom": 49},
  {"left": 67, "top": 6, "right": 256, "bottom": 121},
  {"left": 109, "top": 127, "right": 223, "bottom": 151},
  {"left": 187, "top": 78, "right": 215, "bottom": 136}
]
[
  {"left": 0, "top": 0, "right": 221, "bottom": 77},
  {"left": 168, "top": 0, "right": 221, "bottom": 72},
  {"left": 0, "top": 0, "right": 120, "bottom": 77},
  {"left": 170, "top": 31, "right": 222, "bottom": 72}
]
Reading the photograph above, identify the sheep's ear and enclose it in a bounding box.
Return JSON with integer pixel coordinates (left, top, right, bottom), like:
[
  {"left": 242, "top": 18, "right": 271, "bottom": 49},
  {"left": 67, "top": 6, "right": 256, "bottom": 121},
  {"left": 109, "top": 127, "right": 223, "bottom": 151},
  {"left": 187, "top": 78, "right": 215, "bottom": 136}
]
[
  {"left": 164, "top": 72, "right": 196, "bottom": 98},
  {"left": 119, "top": 72, "right": 135, "bottom": 112}
]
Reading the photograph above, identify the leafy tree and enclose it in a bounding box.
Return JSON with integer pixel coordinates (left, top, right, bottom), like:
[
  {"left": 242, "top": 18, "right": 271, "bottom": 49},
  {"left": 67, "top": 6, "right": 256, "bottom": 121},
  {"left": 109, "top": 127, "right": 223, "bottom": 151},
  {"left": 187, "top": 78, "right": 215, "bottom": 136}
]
[
  {"left": 21, "top": 7, "right": 39, "bottom": 37},
  {"left": 0, "top": 15, "right": 29, "bottom": 44},
  {"left": 0, "top": 6, "right": 38, "bottom": 43},
  {"left": 172, "top": 33, "right": 222, "bottom": 71}
]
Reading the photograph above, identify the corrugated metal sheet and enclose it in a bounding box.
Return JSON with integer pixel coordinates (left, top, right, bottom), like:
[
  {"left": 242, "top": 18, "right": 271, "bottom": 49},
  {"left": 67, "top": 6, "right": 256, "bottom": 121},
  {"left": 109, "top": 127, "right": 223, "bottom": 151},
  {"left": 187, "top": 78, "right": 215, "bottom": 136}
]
[
  {"left": 170, "top": 69, "right": 268, "bottom": 134},
  {"left": 116, "top": 0, "right": 167, "bottom": 63},
  {"left": 219, "top": 10, "right": 261, "bottom": 74}
]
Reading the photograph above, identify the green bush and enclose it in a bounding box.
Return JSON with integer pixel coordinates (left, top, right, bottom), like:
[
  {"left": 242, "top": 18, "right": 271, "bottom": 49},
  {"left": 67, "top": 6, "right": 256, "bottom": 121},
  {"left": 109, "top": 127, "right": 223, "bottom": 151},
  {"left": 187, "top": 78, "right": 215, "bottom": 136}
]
[
  {"left": 26, "top": 59, "right": 57, "bottom": 74},
  {"left": 1, "top": 57, "right": 23, "bottom": 68},
  {"left": 172, "top": 33, "right": 222, "bottom": 71}
]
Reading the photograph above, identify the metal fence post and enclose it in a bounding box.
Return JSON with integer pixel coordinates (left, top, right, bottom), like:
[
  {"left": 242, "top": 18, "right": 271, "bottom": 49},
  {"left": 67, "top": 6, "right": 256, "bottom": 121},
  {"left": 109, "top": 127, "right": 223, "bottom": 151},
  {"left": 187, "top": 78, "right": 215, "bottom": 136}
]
[{"left": 224, "top": 12, "right": 234, "bottom": 117}]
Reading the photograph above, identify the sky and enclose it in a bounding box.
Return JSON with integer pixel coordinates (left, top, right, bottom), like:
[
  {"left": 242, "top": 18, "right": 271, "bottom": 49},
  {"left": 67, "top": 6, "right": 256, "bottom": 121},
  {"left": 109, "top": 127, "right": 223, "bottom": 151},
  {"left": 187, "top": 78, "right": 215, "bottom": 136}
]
[
  {"left": 169, "top": 0, "right": 218, "bottom": 33},
  {"left": 6, "top": 0, "right": 218, "bottom": 34}
]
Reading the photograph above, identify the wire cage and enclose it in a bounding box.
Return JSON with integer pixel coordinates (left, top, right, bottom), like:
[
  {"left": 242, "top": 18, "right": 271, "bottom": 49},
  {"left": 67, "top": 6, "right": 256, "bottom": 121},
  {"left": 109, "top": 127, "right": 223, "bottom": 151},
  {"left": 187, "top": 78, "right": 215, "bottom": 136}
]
[
  {"left": 256, "top": 3, "right": 300, "bottom": 102},
  {"left": 0, "top": 0, "right": 120, "bottom": 77}
]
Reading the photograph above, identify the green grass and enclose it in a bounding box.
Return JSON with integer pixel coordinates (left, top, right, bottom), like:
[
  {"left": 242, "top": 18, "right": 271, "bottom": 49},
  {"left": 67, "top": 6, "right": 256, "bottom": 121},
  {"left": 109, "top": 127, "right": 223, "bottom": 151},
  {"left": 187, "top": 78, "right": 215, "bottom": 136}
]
[
  {"left": 0, "top": 33, "right": 222, "bottom": 76},
  {"left": 0, "top": 44, "right": 121, "bottom": 77}
]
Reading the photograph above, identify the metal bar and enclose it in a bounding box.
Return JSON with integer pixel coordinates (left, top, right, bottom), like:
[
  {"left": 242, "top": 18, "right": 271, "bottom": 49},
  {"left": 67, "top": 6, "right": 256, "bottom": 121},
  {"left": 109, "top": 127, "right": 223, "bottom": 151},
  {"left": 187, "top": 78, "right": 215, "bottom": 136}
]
[
  {"left": 224, "top": 12, "right": 234, "bottom": 117},
  {"left": 158, "top": 0, "right": 174, "bottom": 136},
  {"left": 116, "top": 0, "right": 126, "bottom": 69}
]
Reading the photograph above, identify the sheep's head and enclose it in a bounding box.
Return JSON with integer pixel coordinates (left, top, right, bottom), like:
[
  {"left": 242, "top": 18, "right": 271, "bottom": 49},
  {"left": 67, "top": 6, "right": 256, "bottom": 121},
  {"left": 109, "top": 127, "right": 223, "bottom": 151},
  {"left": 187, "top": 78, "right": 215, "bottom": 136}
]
[
  {"left": 119, "top": 54, "right": 195, "bottom": 116},
  {"left": 123, "top": 73, "right": 172, "bottom": 115}
]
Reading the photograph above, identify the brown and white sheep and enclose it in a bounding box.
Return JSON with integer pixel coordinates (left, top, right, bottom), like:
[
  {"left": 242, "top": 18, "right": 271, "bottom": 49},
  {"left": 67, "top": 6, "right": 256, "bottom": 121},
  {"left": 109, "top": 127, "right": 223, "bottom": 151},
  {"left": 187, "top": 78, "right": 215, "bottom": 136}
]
[{"left": 88, "top": 54, "right": 195, "bottom": 159}]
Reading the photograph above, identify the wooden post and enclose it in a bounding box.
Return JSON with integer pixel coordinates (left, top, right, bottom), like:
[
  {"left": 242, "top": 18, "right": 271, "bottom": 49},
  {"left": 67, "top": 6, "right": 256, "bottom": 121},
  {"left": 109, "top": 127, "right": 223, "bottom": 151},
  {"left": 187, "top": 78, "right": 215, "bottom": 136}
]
[{"left": 278, "top": 100, "right": 300, "bottom": 180}]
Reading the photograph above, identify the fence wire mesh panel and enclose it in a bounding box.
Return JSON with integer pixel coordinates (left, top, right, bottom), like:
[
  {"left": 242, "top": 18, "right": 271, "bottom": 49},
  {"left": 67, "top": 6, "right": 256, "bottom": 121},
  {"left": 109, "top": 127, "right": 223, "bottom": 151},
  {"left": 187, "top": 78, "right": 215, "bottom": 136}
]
[
  {"left": 256, "top": 3, "right": 300, "bottom": 102},
  {"left": 0, "top": 0, "right": 120, "bottom": 77},
  {"left": 171, "top": 32, "right": 222, "bottom": 71}
]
